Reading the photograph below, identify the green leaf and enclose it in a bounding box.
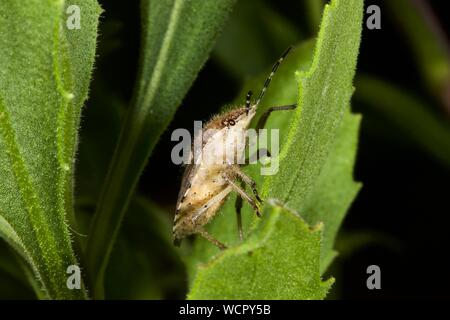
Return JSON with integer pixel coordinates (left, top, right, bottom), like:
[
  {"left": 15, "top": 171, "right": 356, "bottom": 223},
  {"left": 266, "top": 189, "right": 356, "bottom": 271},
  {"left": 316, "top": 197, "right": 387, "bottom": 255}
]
[
  {"left": 302, "top": 111, "right": 362, "bottom": 272},
  {"left": 85, "top": 0, "right": 237, "bottom": 298},
  {"left": 263, "top": 0, "right": 363, "bottom": 211},
  {"left": 262, "top": 0, "right": 363, "bottom": 271},
  {"left": 188, "top": 203, "right": 333, "bottom": 300},
  {"left": 187, "top": 0, "right": 363, "bottom": 299},
  {"left": 0, "top": 0, "right": 101, "bottom": 299}
]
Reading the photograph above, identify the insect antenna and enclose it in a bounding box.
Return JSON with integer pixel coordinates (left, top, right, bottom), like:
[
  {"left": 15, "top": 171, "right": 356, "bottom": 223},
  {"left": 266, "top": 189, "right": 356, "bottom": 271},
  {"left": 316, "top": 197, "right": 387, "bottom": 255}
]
[
  {"left": 254, "top": 46, "right": 293, "bottom": 108},
  {"left": 245, "top": 90, "right": 253, "bottom": 112}
]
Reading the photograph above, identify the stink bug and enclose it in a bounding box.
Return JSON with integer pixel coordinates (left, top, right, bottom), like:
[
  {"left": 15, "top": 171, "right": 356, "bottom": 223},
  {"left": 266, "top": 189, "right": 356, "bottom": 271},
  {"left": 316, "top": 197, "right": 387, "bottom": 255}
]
[{"left": 173, "top": 47, "right": 296, "bottom": 250}]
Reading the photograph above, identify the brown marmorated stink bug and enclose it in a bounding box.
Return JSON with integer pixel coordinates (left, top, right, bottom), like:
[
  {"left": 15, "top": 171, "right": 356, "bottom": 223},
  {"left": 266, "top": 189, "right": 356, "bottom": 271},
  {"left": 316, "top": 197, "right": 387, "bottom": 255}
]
[{"left": 173, "top": 47, "right": 296, "bottom": 250}]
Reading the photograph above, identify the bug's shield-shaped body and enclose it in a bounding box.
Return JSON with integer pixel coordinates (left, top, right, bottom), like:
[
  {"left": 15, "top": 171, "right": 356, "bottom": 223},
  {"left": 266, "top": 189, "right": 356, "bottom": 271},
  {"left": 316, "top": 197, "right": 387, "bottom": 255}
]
[
  {"left": 173, "top": 106, "right": 257, "bottom": 244},
  {"left": 172, "top": 46, "right": 294, "bottom": 248}
]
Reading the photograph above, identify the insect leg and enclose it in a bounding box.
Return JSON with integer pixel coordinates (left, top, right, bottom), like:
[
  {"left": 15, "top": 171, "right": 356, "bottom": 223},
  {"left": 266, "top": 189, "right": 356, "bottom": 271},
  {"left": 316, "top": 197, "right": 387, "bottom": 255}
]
[
  {"left": 234, "top": 181, "right": 245, "bottom": 241},
  {"left": 255, "top": 104, "right": 297, "bottom": 131},
  {"left": 198, "top": 228, "right": 227, "bottom": 250},
  {"left": 224, "top": 172, "right": 261, "bottom": 217},
  {"left": 231, "top": 166, "right": 263, "bottom": 203}
]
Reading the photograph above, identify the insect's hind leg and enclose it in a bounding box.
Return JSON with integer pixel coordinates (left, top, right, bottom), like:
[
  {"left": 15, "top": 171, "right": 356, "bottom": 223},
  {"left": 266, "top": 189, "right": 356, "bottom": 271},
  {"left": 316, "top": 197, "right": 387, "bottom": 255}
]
[
  {"left": 198, "top": 228, "right": 227, "bottom": 250},
  {"left": 255, "top": 104, "right": 297, "bottom": 131}
]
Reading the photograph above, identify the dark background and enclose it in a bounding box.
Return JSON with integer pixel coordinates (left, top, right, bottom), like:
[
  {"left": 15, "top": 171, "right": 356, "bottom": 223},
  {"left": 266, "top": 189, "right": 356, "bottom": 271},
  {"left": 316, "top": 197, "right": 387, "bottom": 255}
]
[{"left": 74, "top": 0, "right": 449, "bottom": 299}]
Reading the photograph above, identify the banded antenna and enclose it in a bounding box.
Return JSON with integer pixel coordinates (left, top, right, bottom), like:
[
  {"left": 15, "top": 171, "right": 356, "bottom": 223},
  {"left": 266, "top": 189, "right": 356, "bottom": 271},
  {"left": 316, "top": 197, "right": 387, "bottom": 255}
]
[
  {"left": 245, "top": 90, "right": 253, "bottom": 111},
  {"left": 254, "top": 46, "right": 293, "bottom": 108}
]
